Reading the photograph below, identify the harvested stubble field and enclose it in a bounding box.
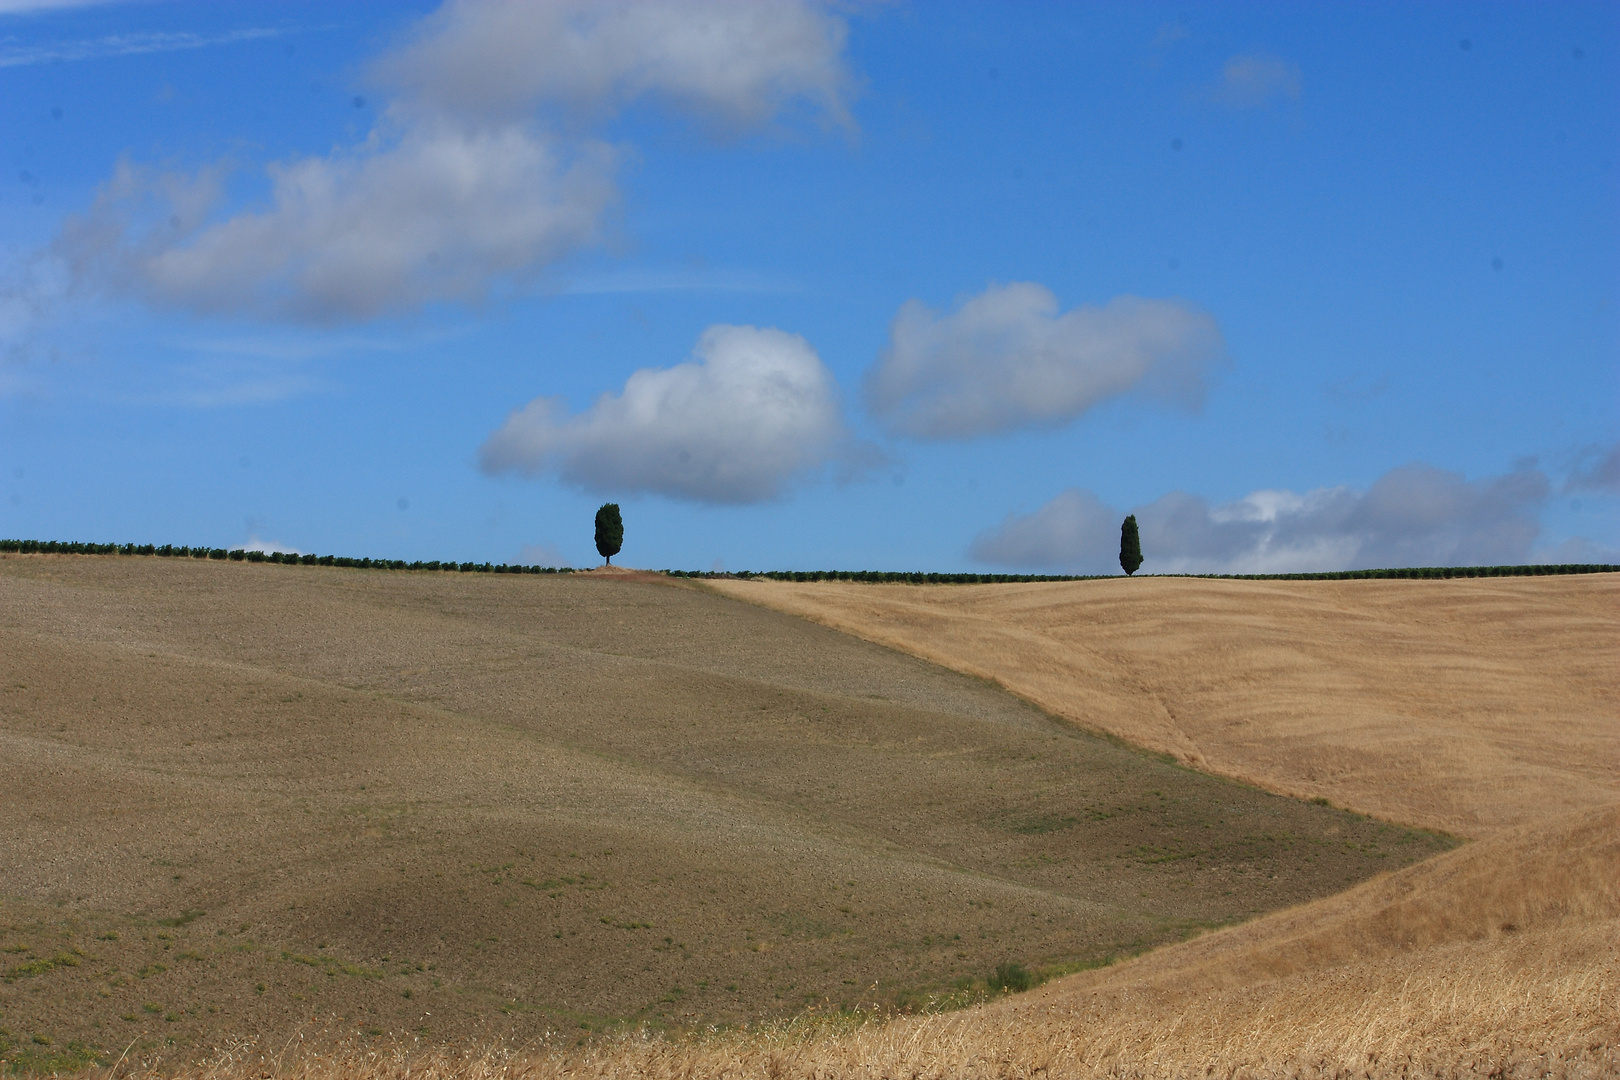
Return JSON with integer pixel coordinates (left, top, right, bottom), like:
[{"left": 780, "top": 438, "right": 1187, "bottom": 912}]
[
  {"left": 707, "top": 575, "right": 1619, "bottom": 838},
  {"left": 0, "top": 558, "right": 1613, "bottom": 1078}
]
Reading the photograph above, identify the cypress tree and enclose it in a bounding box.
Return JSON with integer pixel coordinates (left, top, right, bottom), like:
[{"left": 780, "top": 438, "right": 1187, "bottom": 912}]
[
  {"left": 594, "top": 503, "right": 624, "bottom": 565},
  {"left": 1119, "top": 514, "right": 1143, "bottom": 576}
]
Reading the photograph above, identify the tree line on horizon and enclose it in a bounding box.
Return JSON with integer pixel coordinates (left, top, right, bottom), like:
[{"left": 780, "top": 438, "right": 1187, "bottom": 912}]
[{"left": 1, "top": 537, "right": 1614, "bottom": 583}]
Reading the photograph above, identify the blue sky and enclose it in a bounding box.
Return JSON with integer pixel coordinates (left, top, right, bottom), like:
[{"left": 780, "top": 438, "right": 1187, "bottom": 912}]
[{"left": 2, "top": 0, "right": 1616, "bottom": 572}]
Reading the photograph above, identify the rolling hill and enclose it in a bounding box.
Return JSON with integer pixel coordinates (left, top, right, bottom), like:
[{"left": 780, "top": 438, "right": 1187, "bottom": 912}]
[
  {"left": 1, "top": 556, "right": 1613, "bottom": 1077},
  {"left": 0, "top": 555, "right": 1445, "bottom": 1073}
]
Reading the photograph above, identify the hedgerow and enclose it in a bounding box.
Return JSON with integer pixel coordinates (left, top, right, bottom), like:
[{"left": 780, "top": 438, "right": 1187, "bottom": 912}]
[
  {"left": 0, "top": 538, "right": 1613, "bottom": 582},
  {"left": 0, "top": 539, "right": 573, "bottom": 575},
  {"left": 666, "top": 564, "right": 1619, "bottom": 583}
]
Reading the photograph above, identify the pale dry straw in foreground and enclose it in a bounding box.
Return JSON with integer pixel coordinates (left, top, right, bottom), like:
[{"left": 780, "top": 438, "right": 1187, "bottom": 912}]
[{"left": 106, "top": 802, "right": 1620, "bottom": 1079}]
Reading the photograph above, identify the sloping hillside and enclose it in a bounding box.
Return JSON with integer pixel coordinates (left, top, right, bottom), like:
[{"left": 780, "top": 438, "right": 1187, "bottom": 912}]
[
  {"left": 539, "top": 802, "right": 1620, "bottom": 1079},
  {"left": 0, "top": 556, "right": 1443, "bottom": 1072},
  {"left": 708, "top": 574, "right": 1620, "bottom": 837},
  {"left": 103, "top": 802, "right": 1620, "bottom": 1077}
]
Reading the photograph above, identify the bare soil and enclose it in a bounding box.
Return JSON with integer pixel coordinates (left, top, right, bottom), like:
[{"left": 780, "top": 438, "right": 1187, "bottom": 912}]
[
  {"left": 50, "top": 804, "right": 1618, "bottom": 1078},
  {"left": 0, "top": 556, "right": 1448, "bottom": 1072}
]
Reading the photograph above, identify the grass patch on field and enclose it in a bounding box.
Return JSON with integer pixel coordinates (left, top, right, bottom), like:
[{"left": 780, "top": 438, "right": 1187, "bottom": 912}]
[
  {"left": 0, "top": 1027, "right": 103, "bottom": 1075},
  {"left": 156, "top": 910, "right": 205, "bottom": 928}
]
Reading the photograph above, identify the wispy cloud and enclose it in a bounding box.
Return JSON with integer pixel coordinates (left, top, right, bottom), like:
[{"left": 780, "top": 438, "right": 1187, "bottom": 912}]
[
  {"left": 1564, "top": 441, "right": 1620, "bottom": 494},
  {"left": 0, "top": 0, "right": 129, "bottom": 14},
  {"left": 972, "top": 463, "right": 1552, "bottom": 574},
  {"left": 1534, "top": 536, "right": 1620, "bottom": 564},
  {"left": 168, "top": 332, "right": 406, "bottom": 364},
  {"left": 1207, "top": 53, "right": 1302, "bottom": 109},
  {"left": 133, "top": 335, "right": 355, "bottom": 408},
  {"left": 148, "top": 333, "right": 354, "bottom": 407},
  {"left": 0, "top": 26, "right": 289, "bottom": 69},
  {"left": 0, "top": 251, "right": 72, "bottom": 396},
  {"left": 518, "top": 542, "right": 571, "bottom": 568},
  {"left": 156, "top": 369, "right": 322, "bottom": 409},
  {"left": 1150, "top": 18, "right": 1189, "bottom": 49}
]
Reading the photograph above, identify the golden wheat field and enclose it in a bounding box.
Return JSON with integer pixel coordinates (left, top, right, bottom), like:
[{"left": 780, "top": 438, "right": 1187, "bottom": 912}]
[
  {"left": 3, "top": 559, "right": 1616, "bottom": 1078},
  {"left": 707, "top": 575, "right": 1620, "bottom": 838}
]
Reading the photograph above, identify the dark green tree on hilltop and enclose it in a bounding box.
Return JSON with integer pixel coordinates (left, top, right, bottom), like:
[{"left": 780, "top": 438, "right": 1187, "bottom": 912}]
[
  {"left": 594, "top": 503, "right": 623, "bottom": 565},
  {"left": 1119, "top": 514, "right": 1143, "bottom": 576}
]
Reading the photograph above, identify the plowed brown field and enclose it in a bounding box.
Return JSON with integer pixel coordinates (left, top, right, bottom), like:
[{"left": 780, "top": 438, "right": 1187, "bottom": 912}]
[
  {"left": 140, "top": 800, "right": 1614, "bottom": 1078},
  {"left": 3, "top": 559, "right": 1614, "bottom": 1077}
]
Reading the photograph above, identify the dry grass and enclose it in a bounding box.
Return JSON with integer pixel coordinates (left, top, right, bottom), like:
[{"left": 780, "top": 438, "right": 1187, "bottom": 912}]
[
  {"left": 101, "top": 803, "right": 1620, "bottom": 1079},
  {"left": 7, "top": 563, "right": 1615, "bottom": 1077},
  {"left": 706, "top": 575, "right": 1620, "bottom": 838}
]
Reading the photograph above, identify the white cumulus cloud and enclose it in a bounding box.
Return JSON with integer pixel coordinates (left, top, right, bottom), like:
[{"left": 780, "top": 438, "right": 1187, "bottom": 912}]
[
  {"left": 49, "top": 0, "right": 854, "bottom": 324},
  {"left": 373, "top": 0, "right": 854, "bottom": 131},
  {"left": 971, "top": 463, "right": 1552, "bottom": 574},
  {"left": 57, "top": 129, "right": 618, "bottom": 323},
  {"left": 479, "top": 324, "right": 851, "bottom": 504},
  {"left": 865, "top": 282, "right": 1225, "bottom": 440}
]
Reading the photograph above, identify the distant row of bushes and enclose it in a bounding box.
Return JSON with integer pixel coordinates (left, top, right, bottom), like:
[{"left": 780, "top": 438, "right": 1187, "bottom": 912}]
[
  {"left": 2, "top": 539, "right": 1613, "bottom": 582},
  {"left": 673, "top": 564, "right": 1618, "bottom": 583},
  {"left": 1188, "top": 564, "right": 1618, "bottom": 581},
  {"left": 0, "top": 539, "right": 573, "bottom": 575},
  {"left": 667, "top": 569, "right": 1111, "bottom": 584}
]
